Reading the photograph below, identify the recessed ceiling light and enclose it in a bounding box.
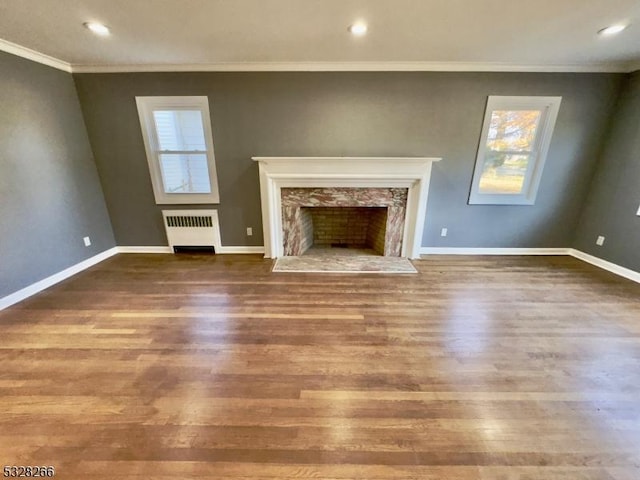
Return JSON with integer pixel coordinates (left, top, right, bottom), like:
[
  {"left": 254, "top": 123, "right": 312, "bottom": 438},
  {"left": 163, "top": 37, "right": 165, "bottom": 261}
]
[
  {"left": 348, "top": 22, "right": 368, "bottom": 36},
  {"left": 597, "top": 24, "right": 627, "bottom": 36},
  {"left": 83, "top": 22, "right": 110, "bottom": 36}
]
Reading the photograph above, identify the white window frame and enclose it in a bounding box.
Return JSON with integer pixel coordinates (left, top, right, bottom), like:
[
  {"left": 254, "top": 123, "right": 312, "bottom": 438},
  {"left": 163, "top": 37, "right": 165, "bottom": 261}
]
[
  {"left": 469, "top": 96, "right": 561, "bottom": 205},
  {"left": 136, "top": 96, "right": 220, "bottom": 204}
]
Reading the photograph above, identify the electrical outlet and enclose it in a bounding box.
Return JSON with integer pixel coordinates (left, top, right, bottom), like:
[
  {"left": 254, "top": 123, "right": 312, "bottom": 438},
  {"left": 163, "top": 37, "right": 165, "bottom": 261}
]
[
  {"left": 246, "top": 227, "right": 253, "bottom": 236},
  {"left": 440, "top": 228, "right": 448, "bottom": 237},
  {"left": 83, "top": 236, "right": 91, "bottom": 247},
  {"left": 596, "top": 235, "right": 605, "bottom": 246}
]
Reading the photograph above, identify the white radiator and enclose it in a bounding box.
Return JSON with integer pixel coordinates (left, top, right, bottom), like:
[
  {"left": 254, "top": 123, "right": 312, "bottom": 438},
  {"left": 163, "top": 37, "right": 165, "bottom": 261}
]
[{"left": 162, "top": 209, "right": 221, "bottom": 252}]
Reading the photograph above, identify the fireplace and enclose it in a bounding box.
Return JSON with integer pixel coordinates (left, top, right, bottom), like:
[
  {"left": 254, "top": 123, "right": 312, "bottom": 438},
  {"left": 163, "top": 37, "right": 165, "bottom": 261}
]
[
  {"left": 301, "top": 206, "right": 387, "bottom": 254},
  {"left": 281, "top": 187, "right": 408, "bottom": 256},
  {"left": 252, "top": 157, "right": 442, "bottom": 259}
]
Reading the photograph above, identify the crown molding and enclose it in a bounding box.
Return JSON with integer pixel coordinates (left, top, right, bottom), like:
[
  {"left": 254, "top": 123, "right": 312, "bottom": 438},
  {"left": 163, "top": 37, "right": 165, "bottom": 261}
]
[
  {"left": 1, "top": 37, "right": 636, "bottom": 74},
  {"left": 0, "top": 38, "right": 71, "bottom": 72},
  {"left": 70, "top": 60, "right": 633, "bottom": 74}
]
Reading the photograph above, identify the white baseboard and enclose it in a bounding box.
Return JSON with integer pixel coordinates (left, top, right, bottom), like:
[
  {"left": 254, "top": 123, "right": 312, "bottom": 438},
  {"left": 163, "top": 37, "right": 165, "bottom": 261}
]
[
  {"left": 4, "top": 245, "right": 636, "bottom": 312},
  {"left": 216, "top": 246, "right": 265, "bottom": 254},
  {"left": 420, "top": 247, "right": 571, "bottom": 255},
  {"left": 116, "top": 245, "right": 264, "bottom": 254},
  {"left": 0, "top": 247, "right": 119, "bottom": 311},
  {"left": 568, "top": 249, "right": 640, "bottom": 284},
  {"left": 0, "top": 244, "right": 266, "bottom": 311},
  {"left": 116, "top": 246, "right": 173, "bottom": 253},
  {"left": 420, "top": 247, "right": 639, "bottom": 285}
]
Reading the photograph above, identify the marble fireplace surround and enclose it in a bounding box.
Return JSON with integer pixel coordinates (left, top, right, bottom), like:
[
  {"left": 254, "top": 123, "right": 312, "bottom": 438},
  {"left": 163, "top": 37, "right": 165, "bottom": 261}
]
[
  {"left": 252, "top": 157, "right": 442, "bottom": 259},
  {"left": 283, "top": 188, "right": 407, "bottom": 257}
]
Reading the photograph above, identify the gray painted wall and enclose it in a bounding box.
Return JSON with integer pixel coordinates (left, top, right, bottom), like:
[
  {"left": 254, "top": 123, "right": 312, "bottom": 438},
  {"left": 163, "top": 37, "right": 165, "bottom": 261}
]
[
  {"left": 574, "top": 71, "right": 640, "bottom": 271},
  {"left": 0, "top": 52, "right": 115, "bottom": 298},
  {"left": 72, "top": 71, "right": 624, "bottom": 248}
]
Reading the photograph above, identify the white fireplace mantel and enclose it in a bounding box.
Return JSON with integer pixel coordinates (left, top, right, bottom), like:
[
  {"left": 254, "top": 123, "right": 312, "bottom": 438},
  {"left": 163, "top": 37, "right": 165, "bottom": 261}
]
[{"left": 252, "top": 156, "right": 442, "bottom": 259}]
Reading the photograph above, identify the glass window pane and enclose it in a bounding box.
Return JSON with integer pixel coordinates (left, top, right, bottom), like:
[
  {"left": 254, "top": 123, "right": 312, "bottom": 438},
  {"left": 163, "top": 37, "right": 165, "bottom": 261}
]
[
  {"left": 486, "top": 110, "right": 541, "bottom": 152},
  {"left": 153, "top": 110, "right": 206, "bottom": 151},
  {"left": 159, "top": 154, "right": 211, "bottom": 194},
  {"left": 478, "top": 153, "right": 530, "bottom": 194}
]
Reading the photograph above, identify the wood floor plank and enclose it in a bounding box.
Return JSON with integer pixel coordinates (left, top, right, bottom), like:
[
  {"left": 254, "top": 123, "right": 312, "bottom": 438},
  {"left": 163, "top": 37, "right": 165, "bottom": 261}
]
[{"left": 1, "top": 253, "right": 639, "bottom": 478}]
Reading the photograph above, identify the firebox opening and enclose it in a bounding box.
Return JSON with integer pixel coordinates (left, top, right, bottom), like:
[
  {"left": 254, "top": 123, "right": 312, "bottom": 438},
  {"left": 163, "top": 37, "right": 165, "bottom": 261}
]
[{"left": 300, "top": 207, "right": 388, "bottom": 256}]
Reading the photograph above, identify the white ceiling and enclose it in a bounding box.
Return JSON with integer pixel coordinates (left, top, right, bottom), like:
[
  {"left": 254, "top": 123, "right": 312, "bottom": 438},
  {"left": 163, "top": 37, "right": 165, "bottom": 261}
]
[{"left": 0, "top": 0, "right": 639, "bottom": 73}]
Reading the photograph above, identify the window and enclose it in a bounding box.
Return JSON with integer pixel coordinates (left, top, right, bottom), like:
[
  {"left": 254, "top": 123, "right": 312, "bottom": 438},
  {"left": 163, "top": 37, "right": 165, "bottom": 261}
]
[
  {"left": 469, "top": 96, "right": 561, "bottom": 205},
  {"left": 136, "top": 96, "right": 220, "bottom": 204}
]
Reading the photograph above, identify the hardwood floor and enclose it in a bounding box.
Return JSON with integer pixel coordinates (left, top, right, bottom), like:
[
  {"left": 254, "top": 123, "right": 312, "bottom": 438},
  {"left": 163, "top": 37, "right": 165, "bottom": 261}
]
[{"left": 1, "top": 253, "right": 640, "bottom": 479}]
